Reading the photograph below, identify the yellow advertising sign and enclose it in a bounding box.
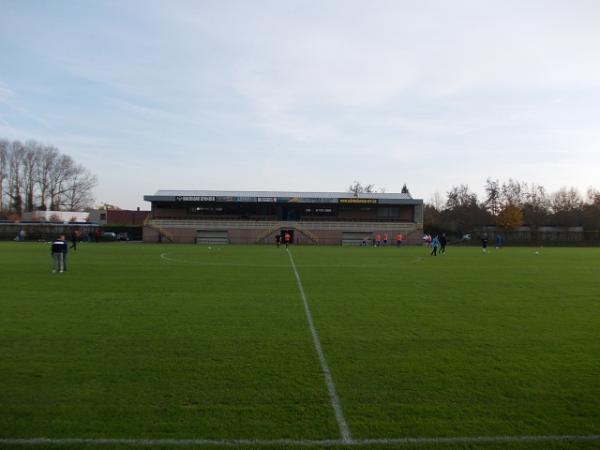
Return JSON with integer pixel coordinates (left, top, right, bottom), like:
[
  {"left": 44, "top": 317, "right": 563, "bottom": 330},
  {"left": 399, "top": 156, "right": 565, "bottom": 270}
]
[{"left": 338, "top": 198, "right": 378, "bottom": 204}]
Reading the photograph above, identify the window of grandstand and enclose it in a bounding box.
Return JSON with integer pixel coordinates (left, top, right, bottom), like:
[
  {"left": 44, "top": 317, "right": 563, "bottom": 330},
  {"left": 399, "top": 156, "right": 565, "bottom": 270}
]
[{"left": 377, "top": 207, "right": 401, "bottom": 218}]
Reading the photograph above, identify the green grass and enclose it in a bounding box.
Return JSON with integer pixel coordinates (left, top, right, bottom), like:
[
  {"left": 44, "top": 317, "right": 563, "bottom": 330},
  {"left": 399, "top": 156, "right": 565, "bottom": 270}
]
[{"left": 1, "top": 242, "right": 599, "bottom": 449}]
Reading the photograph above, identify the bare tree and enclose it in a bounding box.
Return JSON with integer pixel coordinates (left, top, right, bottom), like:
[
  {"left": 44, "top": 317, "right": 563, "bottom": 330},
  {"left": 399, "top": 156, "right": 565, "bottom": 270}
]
[
  {"left": 444, "top": 184, "right": 490, "bottom": 235},
  {"left": 586, "top": 187, "right": 600, "bottom": 205},
  {"left": 22, "top": 141, "right": 40, "bottom": 212},
  {"left": 35, "top": 145, "right": 59, "bottom": 210},
  {"left": 551, "top": 187, "right": 583, "bottom": 227},
  {"left": 552, "top": 187, "right": 582, "bottom": 212},
  {"left": 428, "top": 191, "right": 445, "bottom": 211},
  {"left": 583, "top": 188, "right": 600, "bottom": 230},
  {"left": 501, "top": 179, "right": 525, "bottom": 207},
  {"left": 552, "top": 187, "right": 581, "bottom": 214},
  {"left": 7, "top": 141, "right": 26, "bottom": 216},
  {"left": 63, "top": 165, "right": 97, "bottom": 210},
  {"left": 0, "top": 139, "right": 8, "bottom": 213},
  {"left": 446, "top": 184, "right": 478, "bottom": 209},
  {"left": 522, "top": 183, "right": 551, "bottom": 226},
  {"left": 347, "top": 181, "right": 385, "bottom": 196},
  {"left": 348, "top": 181, "right": 374, "bottom": 196},
  {"left": 1, "top": 137, "right": 98, "bottom": 214},
  {"left": 48, "top": 154, "right": 77, "bottom": 210},
  {"left": 484, "top": 178, "right": 501, "bottom": 216}
]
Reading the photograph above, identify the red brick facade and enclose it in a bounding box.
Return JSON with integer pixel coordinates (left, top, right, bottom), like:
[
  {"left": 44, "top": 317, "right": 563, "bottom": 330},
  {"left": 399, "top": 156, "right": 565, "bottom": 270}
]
[{"left": 106, "top": 210, "right": 149, "bottom": 226}]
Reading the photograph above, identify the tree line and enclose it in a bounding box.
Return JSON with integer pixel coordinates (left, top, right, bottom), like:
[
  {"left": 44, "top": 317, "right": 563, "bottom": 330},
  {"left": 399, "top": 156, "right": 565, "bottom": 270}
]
[
  {"left": 426, "top": 178, "right": 600, "bottom": 236},
  {"left": 0, "top": 138, "right": 97, "bottom": 218}
]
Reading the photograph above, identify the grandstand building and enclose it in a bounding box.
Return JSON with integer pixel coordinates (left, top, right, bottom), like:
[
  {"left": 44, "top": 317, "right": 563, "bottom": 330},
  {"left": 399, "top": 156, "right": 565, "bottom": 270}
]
[{"left": 143, "top": 190, "right": 424, "bottom": 245}]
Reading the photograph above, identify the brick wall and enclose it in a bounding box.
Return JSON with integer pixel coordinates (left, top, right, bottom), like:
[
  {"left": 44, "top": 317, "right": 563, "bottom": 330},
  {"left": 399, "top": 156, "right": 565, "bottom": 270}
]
[
  {"left": 144, "top": 222, "right": 423, "bottom": 245},
  {"left": 107, "top": 210, "right": 149, "bottom": 225}
]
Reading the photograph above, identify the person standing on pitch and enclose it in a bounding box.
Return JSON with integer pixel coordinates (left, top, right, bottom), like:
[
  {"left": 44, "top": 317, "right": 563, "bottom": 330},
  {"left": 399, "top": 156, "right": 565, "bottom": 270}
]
[
  {"left": 495, "top": 234, "right": 503, "bottom": 249},
  {"left": 275, "top": 234, "right": 281, "bottom": 248},
  {"left": 51, "top": 235, "right": 67, "bottom": 273},
  {"left": 70, "top": 229, "right": 79, "bottom": 250},
  {"left": 481, "top": 236, "right": 488, "bottom": 253},
  {"left": 61, "top": 234, "right": 69, "bottom": 271},
  {"left": 284, "top": 232, "right": 291, "bottom": 248},
  {"left": 430, "top": 235, "right": 440, "bottom": 256},
  {"left": 439, "top": 233, "right": 447, "bottom": 254}
]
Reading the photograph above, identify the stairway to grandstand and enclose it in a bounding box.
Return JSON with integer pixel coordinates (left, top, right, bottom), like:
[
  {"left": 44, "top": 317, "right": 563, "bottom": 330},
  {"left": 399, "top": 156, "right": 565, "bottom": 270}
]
[
  {"left": 196, "top": 230, "right": 229, "bottom": 245},
  {"left": 144, "top": 217, "right": 175, "bottom": 242},
  {"left": 342, "top": 231, "right": 371, "bottom": 246}
]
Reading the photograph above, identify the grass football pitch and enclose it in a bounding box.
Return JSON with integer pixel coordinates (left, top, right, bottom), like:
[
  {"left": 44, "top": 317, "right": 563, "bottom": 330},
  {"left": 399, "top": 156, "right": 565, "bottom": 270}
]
[{"left": 1, "top": 242, "right": 599, "bottom": 449}]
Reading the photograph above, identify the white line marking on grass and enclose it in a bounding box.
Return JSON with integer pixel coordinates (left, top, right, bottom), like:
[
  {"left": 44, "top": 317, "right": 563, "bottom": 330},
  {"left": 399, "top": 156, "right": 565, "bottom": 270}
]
[
  {"left": 2, "top": 434, "right": 600, "bottom": 447},
  {"left": 286, "top": 248, "right": 353, "bottom": 444}
]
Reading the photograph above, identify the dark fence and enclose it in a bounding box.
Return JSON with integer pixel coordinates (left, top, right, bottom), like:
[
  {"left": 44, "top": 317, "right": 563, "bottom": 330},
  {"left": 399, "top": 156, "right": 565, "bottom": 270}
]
[
  {"left": 476, "top": 227, "right": 600, "bottom": 246},
  {"left": 0, "top": 223, "right": 100, "bottom": 241},
  {"left": 102, "top": 225, "right": 143, "bottom": 240}
]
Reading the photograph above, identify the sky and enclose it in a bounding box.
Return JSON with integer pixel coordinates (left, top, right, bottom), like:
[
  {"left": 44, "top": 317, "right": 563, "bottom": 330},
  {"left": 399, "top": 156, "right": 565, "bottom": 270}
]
[{"left": 1, "top": 0, "right": 599, "bottom": 210}]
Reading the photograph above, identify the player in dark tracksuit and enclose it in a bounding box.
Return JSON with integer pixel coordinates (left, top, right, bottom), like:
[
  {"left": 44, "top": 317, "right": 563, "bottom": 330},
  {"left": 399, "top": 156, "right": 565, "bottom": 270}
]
[
  {"left": 439, "top": 233, "right": 447, "bottom": 254},
  {"left": 62, "top": 235, "right": 69, "bottom": 271},
  {"left": 51, "top": 236, "right": 67, "bottom": 273},
  {"left": 70, "top": 230, "right": 80, "bottom": 250}
]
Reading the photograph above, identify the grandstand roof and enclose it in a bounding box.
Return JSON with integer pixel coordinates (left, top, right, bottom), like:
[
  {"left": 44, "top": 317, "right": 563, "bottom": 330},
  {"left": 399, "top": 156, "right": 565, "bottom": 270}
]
[
  {"left": 144, "top": 190, "right": 421, "bottom": 205},
  {"left": 153, "top": 189, "right": 413, "bottom": 199}
]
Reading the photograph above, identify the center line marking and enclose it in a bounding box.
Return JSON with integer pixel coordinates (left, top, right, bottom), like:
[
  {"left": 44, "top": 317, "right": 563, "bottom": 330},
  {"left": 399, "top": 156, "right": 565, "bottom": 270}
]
[{"left": 286, "top": 248, "right": 352, "bottom": 443}]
